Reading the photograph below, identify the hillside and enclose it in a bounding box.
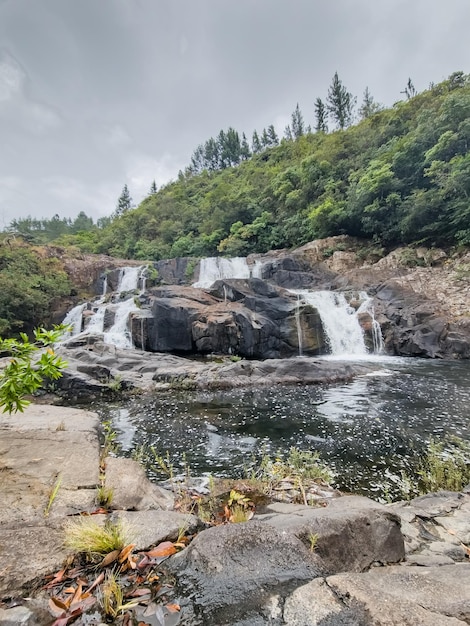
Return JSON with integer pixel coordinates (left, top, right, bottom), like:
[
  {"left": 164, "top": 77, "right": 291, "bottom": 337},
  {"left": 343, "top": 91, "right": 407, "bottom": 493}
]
[{"left": 11, "top": 70, "right": 467, "bottom": 262}]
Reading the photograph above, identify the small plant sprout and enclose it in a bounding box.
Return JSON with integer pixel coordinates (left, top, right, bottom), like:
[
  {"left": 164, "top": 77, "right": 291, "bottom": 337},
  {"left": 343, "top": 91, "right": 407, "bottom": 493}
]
[
  {"left": 97, "top": 486, "right": 114, "bottom": 508},
  {"left": 44, "top": 473, "right": 62, "bottom": 517},
  {"left": 100, "top": 571, "right": 138, "bottom": 619},
  {"left": 308, "top": 532, "right": 319, "bottom": 552}
]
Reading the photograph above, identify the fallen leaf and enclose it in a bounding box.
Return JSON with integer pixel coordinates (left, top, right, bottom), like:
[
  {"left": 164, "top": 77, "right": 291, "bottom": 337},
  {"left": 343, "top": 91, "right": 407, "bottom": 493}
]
[
  {"left": 48, "top": 597, "right": 68, "bottom": 616},
  {"left": 87, "top": 572, "right": 104, "bottom": 593},
  {"left": 129, "top": 587, "right": 152, "bottom": 597},
  {"left": 146, "top": 542, "right": 176, "bottom": 558},
  {"left": 44, "top": 568, "right": 66, "bottom": 589},
  {"left": 119, "top": 544, "right": 136, "bottom": 563},
  {"left": 99, "top": 549, "right": 121, "bottom": 568},
  {"left": 461, "top": 542, "right": 470, "bottom": 556},
  {"left": 165, "top": 603, "right": 181, "bottom": 613}
]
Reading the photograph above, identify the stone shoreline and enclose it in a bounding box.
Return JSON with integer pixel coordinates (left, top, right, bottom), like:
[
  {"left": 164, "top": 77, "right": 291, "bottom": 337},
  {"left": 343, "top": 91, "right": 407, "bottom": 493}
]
[{"left": 1, "top": 404, "right": 470, "bottom": 625}]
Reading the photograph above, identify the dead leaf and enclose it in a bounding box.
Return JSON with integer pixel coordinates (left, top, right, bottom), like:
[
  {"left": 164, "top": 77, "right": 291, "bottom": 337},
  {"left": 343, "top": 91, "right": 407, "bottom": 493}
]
[
  {"left": 44, "top": 568, "right": 66, "bottom": 589},
  {"left": 48, "top": 597, "right": 68, "bottom": 616},
  {"left": 119, "top": 544, "right": 136, "bottom": 563},
  {"left": 461, "top": 542, "right": 470, "bottom": 556},
  {"left": 165, "top": 603, "right": 181, "bottom": 613},
  {"left": 87, "top": 572, "right": 104, "bottom": 593},
  {"left": 99, "top": 549, "right": 121, "bottom": 568},
  {"left": 146, "top": 542, "right": 176, "bottom": 558}
]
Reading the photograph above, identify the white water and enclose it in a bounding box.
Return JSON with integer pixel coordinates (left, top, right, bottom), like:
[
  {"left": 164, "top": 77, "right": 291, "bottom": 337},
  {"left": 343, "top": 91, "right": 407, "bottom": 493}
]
[
  {"left": 291, "top": 290, "right": 372, "bottom": 356},
  {"left": 193, "top": 257, "right": 261, "bottom": 288},
  {"left": 61, "top": 303, "right": 85, "bottom": 337},
  {"left": 103, "top": 266, "right": 144, "bottom": 349}
]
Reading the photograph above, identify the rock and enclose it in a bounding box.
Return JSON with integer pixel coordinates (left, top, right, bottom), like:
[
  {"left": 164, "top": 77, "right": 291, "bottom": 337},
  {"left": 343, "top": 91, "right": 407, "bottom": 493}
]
[
  {"left": 0, "top": 604, "right": 50, "bottom": 626},
  {"left": 154, "top": 256, "right": 194, "bottom": 285},
  {"left": 104, "top": 457, "right": 174, "bottom": 511},
  {"left": 166, "top": 520, "right": 324, "bottom": 625},
  {"left": 326, "top": 564, "right": 470, "bottom": 625},
  {"left": 257, "top": 496, "right": 405, "bottom": 574},
  {"left": 116, "top": 510, "right": 200, "bottom": 551}
]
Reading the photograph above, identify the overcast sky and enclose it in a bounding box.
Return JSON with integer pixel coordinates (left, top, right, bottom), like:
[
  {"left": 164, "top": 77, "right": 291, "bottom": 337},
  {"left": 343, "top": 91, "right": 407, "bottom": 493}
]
[{"left": 0, "top": 0, "right": 469, "bottom": 228}]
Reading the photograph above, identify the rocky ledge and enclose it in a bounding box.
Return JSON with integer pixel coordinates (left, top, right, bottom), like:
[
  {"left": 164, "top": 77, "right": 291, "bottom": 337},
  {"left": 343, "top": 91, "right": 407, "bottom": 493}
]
[{"left": 1, "top": 405, "right": 470, "bottom": 625}]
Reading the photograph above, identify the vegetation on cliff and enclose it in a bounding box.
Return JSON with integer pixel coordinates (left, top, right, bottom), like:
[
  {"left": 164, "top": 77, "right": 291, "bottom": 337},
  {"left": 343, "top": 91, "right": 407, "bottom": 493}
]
[{"left": 7, "top": 71, "right": 470, "bottom": 261}]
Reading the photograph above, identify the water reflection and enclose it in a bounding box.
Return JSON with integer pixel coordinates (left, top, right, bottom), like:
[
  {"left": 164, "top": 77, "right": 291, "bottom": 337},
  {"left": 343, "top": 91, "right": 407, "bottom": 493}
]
[{"left": 96, "top": 358, "right": 470, "bottom": 498}]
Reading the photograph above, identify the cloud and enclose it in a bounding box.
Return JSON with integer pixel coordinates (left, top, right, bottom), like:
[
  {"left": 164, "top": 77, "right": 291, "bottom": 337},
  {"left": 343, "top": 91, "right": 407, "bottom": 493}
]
[
  {"left": 125, "top": 152, "right": 185, "bottom": 201},
  {"left": 0, "top": 49, "right": 25, "bottom": 102}
]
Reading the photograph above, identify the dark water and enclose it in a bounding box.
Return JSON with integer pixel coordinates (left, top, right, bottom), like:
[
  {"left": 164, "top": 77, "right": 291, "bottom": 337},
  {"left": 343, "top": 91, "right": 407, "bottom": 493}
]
[{"left": 96, "top": 357, "right": 470, "bottom": 499}]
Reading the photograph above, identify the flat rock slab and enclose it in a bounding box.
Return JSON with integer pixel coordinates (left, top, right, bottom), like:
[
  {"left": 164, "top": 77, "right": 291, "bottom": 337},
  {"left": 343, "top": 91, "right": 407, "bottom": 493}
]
[
  {"left": 117, "top": 510, "right": 200, "bottom": 550},
  {"left": 0, "top": 405, "right": 100, "bottom": 525},
  {"left": 323, "top": 564, "right": 470, "bottom": 625}
]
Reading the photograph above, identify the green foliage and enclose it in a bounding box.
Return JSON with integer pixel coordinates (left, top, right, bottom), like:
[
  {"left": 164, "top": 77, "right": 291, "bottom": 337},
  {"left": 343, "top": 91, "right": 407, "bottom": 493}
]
[
  {"left": 417, "top": 438, "right": 470, "bottom": 494},
  {"left": 64, "top": 517, "right": 131, "bottom": 557},
  {"left": 0, "top": 241, "right": 71, "bottom": 335},
  {"left": 0, "top": 326, "right": 68, "bottom": 413},
  {"left": 8, "top": 72, "right": 470, "bottom": 259}
]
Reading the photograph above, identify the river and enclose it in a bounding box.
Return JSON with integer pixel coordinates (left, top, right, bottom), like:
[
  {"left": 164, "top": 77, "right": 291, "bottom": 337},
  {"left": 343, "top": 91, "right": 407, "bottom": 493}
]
[{"left": 95, "top": 356, "right": 470, "bottom": 501}]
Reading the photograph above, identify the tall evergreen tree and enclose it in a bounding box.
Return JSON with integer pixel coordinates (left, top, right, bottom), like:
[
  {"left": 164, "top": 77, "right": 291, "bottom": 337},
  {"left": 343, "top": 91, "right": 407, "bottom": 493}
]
[
  {"left": 261, "top": 128, "right": 270, "bottom": 148},
  {"left": 252, "top": 130, "right": 262, "bottom": 154},
  {"left": 204, "top": 137, "right": 220, "bottom": 171},
  {"left": 240, "top": 133, "right": 251, "bottom": 160},
  {"left": 327, "top": 72, "right": 356, "bottom": 130},
  {"left": 401, "top": 77, "right": 417, "bottom": 99},
  {"left": 314, "top": 97, "right": 328, "bottom": 132},
  {"left": 224, "top": 127, "right": 242, "bottom": 166},
  {"left": 359, "top": 87, "right": 381, "bottom": 119},
  {"left": 284, "top": 124, "right": 293, "bottom": 141},
  {"left": 115, "top": 184, "right": 132, "bottom": 217},
  {"left": 291, "top": 103, "right": 305, "bottom": 138},
  {"left": 149, "top": 180, "right": 158, "bottom": 194},
  {"left": 267, "top": 124, "right": 279, "bottom": 146}
]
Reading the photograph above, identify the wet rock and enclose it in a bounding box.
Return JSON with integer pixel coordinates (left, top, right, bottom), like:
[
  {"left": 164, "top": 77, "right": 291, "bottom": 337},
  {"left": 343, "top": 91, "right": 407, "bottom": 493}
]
[{"left": 166, "top": 520, "right": 324, "bottom": 625}]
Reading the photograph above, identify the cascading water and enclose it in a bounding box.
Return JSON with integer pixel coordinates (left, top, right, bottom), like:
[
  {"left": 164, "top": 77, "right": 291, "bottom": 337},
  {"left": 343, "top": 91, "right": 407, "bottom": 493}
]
[
  {"left": 61, "top": 266, "right": 144, "bottom": 349},
  {"left": 294, "top": 294, "right": 304, "bottom": 357},
  {"left": 193, "top": 257, "right": 261, "bottom": 288},
  {"left": 291, "top": 290, "right": 378, "bottom": 356},
  {"left": 357, "top": 297, "right": 384, "bottom": 354},
  {"left": 103, "top": 266, "right": 144, "bottom": 349},
  {"left": 61, "top": 303, "right": 85, "bottom": 337}
]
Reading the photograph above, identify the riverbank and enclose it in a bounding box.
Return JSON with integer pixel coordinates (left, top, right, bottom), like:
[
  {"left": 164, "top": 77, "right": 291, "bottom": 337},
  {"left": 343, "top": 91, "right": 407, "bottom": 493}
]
[{"left": 1, "top": 404, "right": 470, "bottom": 625}]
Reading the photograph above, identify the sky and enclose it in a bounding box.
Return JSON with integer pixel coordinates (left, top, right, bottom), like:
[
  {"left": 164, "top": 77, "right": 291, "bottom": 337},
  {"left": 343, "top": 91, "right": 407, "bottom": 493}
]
[{"left": 0, "top": 0, "right": 469, "bottom": 228}]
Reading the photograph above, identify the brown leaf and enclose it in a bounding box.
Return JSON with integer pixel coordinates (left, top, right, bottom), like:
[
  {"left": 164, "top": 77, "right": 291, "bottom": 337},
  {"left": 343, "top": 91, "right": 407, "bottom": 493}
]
[
  {"left": 119, "top": 543, "right": 136, "bottom": 563},
  {"left": 48, "top": 597, "right": 68, "bottom": 616},
  {"left": 87, "top": 571, "right": 105, "bottom": 593},
  {"left": 44, "top": 568, "right": 66, "bottom": 589},
  {"left": 99, "top": 549, "right": 121, "bottom": 568},
  {"left": 146, "top": 541, "right": 176, "bottom": 558},
  {"left": 129, "top": 588, "right": 152, "bottom": 597},
  {"left": 166, "top": 603, "right": 181, "bottom": 613},
  {"left": 461, "top": 542, "right": 470, "bottom": 556}
]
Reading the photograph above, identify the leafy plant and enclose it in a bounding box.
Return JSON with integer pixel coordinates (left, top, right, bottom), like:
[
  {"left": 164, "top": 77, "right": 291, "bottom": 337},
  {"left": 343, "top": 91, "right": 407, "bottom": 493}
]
[
  {"left": 417, "top": 438, "right": 470, "bottom": 493},
  {"left": 0, "top": 326, "right": 68, "bottom": 413}
]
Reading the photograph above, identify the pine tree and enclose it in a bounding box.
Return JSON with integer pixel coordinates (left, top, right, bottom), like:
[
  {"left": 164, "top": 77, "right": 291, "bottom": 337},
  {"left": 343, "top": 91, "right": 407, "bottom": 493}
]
[
  {"left": 252, "top": 130, "right": 262, "bottom": 154},
  {"left": 284, "top": 124, "right": 293, "bottom": 141},
  {"left": 149, "top": 180, "right": 158, "bottom": 194},
  {"left": 204, "top": 137, "right": 220, "bottom": 171},
  {"left": 267, "top": 124, "right": 279, "bottom": 146},
  {"left": 115, "top": 184, "right": 132, "bottom": 217},
  {"left": 240, "top": 133, "right": 251, "bottom": 160},
  {"left": 401, "top": 78, "right": 417, "bottom": 100},
  {"left": 261, "top": 128, "right": 270, "bottom": 148},
  {"left": 314, "top": 97, "right": 328, "bottom": 133},
  {"left": 327, "top": 72, "right": 356, "bottom": 130},
  {"left": 359, "top": 87, "right": 381, "bottom": 119},
  {"left": 291, "top": 103, "right": 305, "bottom": 138}
]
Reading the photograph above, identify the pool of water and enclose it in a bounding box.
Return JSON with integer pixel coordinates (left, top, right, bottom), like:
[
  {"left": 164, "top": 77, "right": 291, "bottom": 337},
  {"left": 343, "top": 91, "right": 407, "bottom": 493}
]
[{"left": 95, "top": 357, "right": 470, "bottom": 499}]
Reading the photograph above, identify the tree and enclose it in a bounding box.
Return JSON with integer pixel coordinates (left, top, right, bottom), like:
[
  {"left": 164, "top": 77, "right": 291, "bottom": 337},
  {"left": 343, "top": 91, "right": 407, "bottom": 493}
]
[
  {"left": 252, "top": 130, "right": 262, "bottom": 154},
  {"left": 267, "top": 125, "right": 279, "bottom": 146},
  {"left": 240, "top": 133, "right": 251, "bottom": 160},
  {"left": 401, "top": 78, "right": 417, "bottom": 100},
  {"left": 284, "top": 124, "right": 293, "bottom": 141},
  {"left": 358, "top": 87, "right": 381, "bottom": 119},
  {"left": 0, "top": 327, "right": 67, "bottom": 413},
  {"left": 115, "top": 185, "right": 132, "bottom": 217},
  {"left": 327, "top": 72, "right": 356, "bottom": 130},
  {"left": 149, "top": 180, "right": 158, "bottom": 194},
  {"left": 291, "top": 103, "right": 305, "bottom": 138},
  {"left": 314, "top": 97, "right": 328, "bottom": 133}
]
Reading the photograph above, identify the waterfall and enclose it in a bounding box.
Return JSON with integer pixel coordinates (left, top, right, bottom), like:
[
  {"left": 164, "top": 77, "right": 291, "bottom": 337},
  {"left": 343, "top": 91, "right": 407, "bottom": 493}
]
[
  {"left": 291, "top": 290, "right": 370, "bottom": 356},
  {"left": 103, "top": 266, "right": 145, "bottom": 349},
  {"left": 193, "top": 257, "right": 263, "bottom": 288},
  {"left": 357, "top": 296, "right": 384, "bottom": 353},
  {"left": 294, "top": 294, "right": 304, "bottom": 356},
  {"left": 61, "top": 303, "right": 85, "bottom": 338}
]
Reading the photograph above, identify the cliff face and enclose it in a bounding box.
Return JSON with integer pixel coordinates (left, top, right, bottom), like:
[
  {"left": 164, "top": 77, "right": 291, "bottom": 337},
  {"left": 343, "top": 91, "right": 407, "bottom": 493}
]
[{"left": 56, "top": 237, "right": 470, "bottom": 360}]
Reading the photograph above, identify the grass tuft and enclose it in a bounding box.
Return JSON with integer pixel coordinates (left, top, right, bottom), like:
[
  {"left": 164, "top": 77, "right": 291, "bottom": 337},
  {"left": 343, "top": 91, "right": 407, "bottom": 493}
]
[{"left": 64, "top": 517, "right": 132, "bottom": 558}]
